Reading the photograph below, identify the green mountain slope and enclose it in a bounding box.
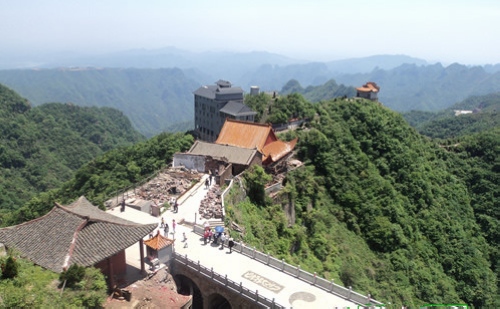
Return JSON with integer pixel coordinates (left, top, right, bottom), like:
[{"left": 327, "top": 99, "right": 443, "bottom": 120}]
[
  {"left": 280, "top": 79, "right": 356, "bottom": 102},
  {"left": 226, "top": 98, "right": 499, "bottom": 307},
  {"left": 3, "top": 89, "right": 498, "bottom": 306},
  {"left": 403, "top": 92, "right": 500, "bottom": 139},
  {"left": 2, "top": 131, "right": 194, "bottom": 226},
  {"left": 0, "top": 84, "right": 144, "bottom": 211},
  {"left": 0, "top": 68, "right": 200, "bottom": 137}
]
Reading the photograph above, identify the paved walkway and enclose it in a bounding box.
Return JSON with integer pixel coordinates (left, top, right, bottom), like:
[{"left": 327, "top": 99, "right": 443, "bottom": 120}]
[{"left": 108, "top": 175, "right": 360, "bottom": 309}]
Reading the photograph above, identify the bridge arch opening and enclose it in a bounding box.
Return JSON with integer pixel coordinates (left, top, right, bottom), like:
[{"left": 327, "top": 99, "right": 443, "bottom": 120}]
[
  {"left": 206, "top": 292, "right": 232, "bottom": 309},
  {"left": 174, "top": 274, "right": 203, "bottom": 308}
]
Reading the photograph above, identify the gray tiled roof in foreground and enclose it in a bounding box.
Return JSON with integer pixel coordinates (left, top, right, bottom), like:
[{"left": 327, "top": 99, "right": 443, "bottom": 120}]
[{"left": 0, "top": 196, "right": 157, "bottom": 273}]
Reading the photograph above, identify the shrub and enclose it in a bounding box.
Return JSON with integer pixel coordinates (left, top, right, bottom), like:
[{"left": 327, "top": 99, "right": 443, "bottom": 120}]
[
  {"left": 1, "top": 256, "right": 19, "bottom": 279},
  {"left": 59, "top": 264, "right": 85, "bottom": 288}
]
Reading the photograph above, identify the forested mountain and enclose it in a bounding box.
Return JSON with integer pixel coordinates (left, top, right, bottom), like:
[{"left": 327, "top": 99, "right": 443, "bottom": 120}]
[
  {"left": 2, "top": 90, "right": 499, "bottom": 306},
  {"left": 0, "top": 84, "right": 143, "bottom": 212},
  {"left": 403, "top": 92, "right": 500, "bottom": 138},
  {"left": 227, "top": 97, "right": 500, "bottom": 307},
  {"left": 280, "top": 79, "right": 356, "bottom": 102},
  {"left": 0, "top": 68, "right": 200, "bottom": 137}
]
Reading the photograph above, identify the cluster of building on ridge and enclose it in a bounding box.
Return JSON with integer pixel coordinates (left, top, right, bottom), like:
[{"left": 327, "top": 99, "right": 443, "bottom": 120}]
[
  {"left": 0, "top": 79, "right": 380, "bottom": 295},
  {"left": 175, "top": 79, "right": 380, "bottom": 184},
  {"left": 174, "top": 79, "right": 300, "bottom": 185}
]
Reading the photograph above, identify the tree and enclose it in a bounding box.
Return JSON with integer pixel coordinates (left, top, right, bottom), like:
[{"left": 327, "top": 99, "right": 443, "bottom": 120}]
[
  {"left": 59, "top": 264, "right": 86, "bottom": 288},
  {"left": 242, "top": 165, "right": 272, "bottom": 206},
  {"left": 1, "top": 256, "right": 19, "bottom": 279}
]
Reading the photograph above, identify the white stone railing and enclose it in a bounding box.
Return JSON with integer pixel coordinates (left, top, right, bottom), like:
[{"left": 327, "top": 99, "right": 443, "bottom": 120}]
[
  {"left": 220, "top": 179, "right": 233, "bottom": 220},
  {"left": 192, "top": 224, "right": 384, "bottom": 307},
  {"left": 173, "top": 252, "right": 285, "bottom": 308}
]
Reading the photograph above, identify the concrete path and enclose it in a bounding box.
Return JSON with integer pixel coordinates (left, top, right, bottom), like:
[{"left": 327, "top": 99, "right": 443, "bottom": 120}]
[{"left": 108, "top": 175, "right": 361, "bottom": 309}]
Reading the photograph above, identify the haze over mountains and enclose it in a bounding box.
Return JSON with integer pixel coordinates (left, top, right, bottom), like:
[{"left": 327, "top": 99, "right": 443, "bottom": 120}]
[{"left": 1, "top": 48, "right": 500, "bottom": 137}]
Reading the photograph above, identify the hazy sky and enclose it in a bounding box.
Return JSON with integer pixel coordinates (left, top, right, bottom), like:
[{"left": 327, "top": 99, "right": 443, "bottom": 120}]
[{"left": 2, "top": 0, "right": 499, "bottom": 64}]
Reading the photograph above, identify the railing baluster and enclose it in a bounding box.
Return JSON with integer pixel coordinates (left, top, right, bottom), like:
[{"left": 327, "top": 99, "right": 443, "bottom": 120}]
[{"left": 171, "top": 243, "right": 383, "bottom": 307}]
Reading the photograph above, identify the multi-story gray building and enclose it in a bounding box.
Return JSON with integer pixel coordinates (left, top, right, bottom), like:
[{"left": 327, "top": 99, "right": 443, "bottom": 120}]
[{"left": 194, "top": 80, "right": 257, "bottom": 142}]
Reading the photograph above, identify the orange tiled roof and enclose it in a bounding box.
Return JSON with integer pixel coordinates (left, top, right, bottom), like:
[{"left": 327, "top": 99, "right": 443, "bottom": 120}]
[
  {"left": 356, "top": 82, "right": 380, "bottom": 93},
  {"left": 262, "top": 138, "right": 298, "bottom": 164},
  {"left": 215, "top": 119, "right": 277, "bottom": 150},
  {"left": 144, "top": 232, "right": 174, "bottom": 250}
]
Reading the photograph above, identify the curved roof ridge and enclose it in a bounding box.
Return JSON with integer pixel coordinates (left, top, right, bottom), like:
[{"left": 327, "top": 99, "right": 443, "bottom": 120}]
[
  {"left": 144, "top": 231, "right": 175, "bottom": 250},
  {"left": 63, "top": 218, "right": 88, "bottom": 270},
  {"left": 57, "top": 196, "right": 144, "bottom": 226},
  {"left": 0, "top": 206, "right": 61, "bottom": 230}
]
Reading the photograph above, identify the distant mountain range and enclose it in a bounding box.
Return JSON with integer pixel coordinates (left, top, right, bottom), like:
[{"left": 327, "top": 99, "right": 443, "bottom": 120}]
[
  {"left": 1, "top": 49, "right": 500, "bottom": 136},
  {"left": 283, "top": 63, "right": 500, "bottom": 111},
  {"left": 0, "top": 47, "right": 429, "bottom": 85}
]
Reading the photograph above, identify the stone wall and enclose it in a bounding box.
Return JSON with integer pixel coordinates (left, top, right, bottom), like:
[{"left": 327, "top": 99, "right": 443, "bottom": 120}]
[{"left": 173, "top": 153, "right": 206, "bottom": 172}]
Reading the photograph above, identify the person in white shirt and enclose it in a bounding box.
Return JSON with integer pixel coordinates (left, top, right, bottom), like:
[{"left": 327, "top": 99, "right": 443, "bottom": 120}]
[{"left": 220, "top": 232, "right": 227, "bottom": 249}]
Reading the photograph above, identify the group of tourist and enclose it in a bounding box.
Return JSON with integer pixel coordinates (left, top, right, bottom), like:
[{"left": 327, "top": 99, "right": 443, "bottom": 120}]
[
  {"left": 160, "top": 217, "right": 176, "bottom": 236},
  {"left": 202, "top": 227, "right": 235, "bottom": 253}
]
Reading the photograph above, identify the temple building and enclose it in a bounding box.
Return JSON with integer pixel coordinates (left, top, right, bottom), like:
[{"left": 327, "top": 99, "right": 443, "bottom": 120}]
[
  {"left": 215, "top": 118, "right": 297, "bottom": 166},
  {"left": 173, "top": 118, "right": 297, "bottom": 181},
  {"left": 356, "top": 82, "right": 380, "bottom": 101},
  {"left": 144, "top": 231, "right": 175, "bottom": 266},
  {"left": 0, "top": 196, "right": 156, "bottom": 288}
]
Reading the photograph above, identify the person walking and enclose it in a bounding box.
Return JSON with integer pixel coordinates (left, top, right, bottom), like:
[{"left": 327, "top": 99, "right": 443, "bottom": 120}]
[
  {"left": 203, "top": 229, "right": 209, "bottom": 245},
  {"left": 220, "top": 232, "right": 226, "bottom": 249},
  {"left": 163, "top": 222, "right": 169, "bottom": 236},
  {"left": 228, "top": 237, "right": 234, "bottom": 253},
  {"left": 174, "top": 200, "right": 179, "bottom": 213},
  {"left": 172, "top": 219, "right": 176, "bottom": 234},
  {"left": 160, "top": 217, "right": 165, "bottom": 228},
  {"left": 205, "top": 178, "right": 209, "bottom": 189},
  {"left": 208, "top": 229, "right": 213, "bottom": 244}
]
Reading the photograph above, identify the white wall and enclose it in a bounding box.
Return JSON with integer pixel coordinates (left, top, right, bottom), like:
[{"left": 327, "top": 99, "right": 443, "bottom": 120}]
[{"left": 173, "top": 153, "right": 206, "bottom": 172}]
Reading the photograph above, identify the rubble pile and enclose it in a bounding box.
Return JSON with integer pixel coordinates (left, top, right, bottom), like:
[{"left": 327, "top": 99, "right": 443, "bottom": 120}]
[
  {"left": 199, "top": 185, "right": 223, "bottom": 219},
  {"left": 105, "top": 167, "right": 201, "bottom": 209},
  {"left": 138, "top": 173, "right": 194, "bottom": 207}
]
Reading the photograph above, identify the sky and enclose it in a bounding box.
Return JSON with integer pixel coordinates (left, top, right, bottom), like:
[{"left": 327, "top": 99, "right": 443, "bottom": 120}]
[{"left": 2, "top": 0, "right": 499, "bottom": 65}]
